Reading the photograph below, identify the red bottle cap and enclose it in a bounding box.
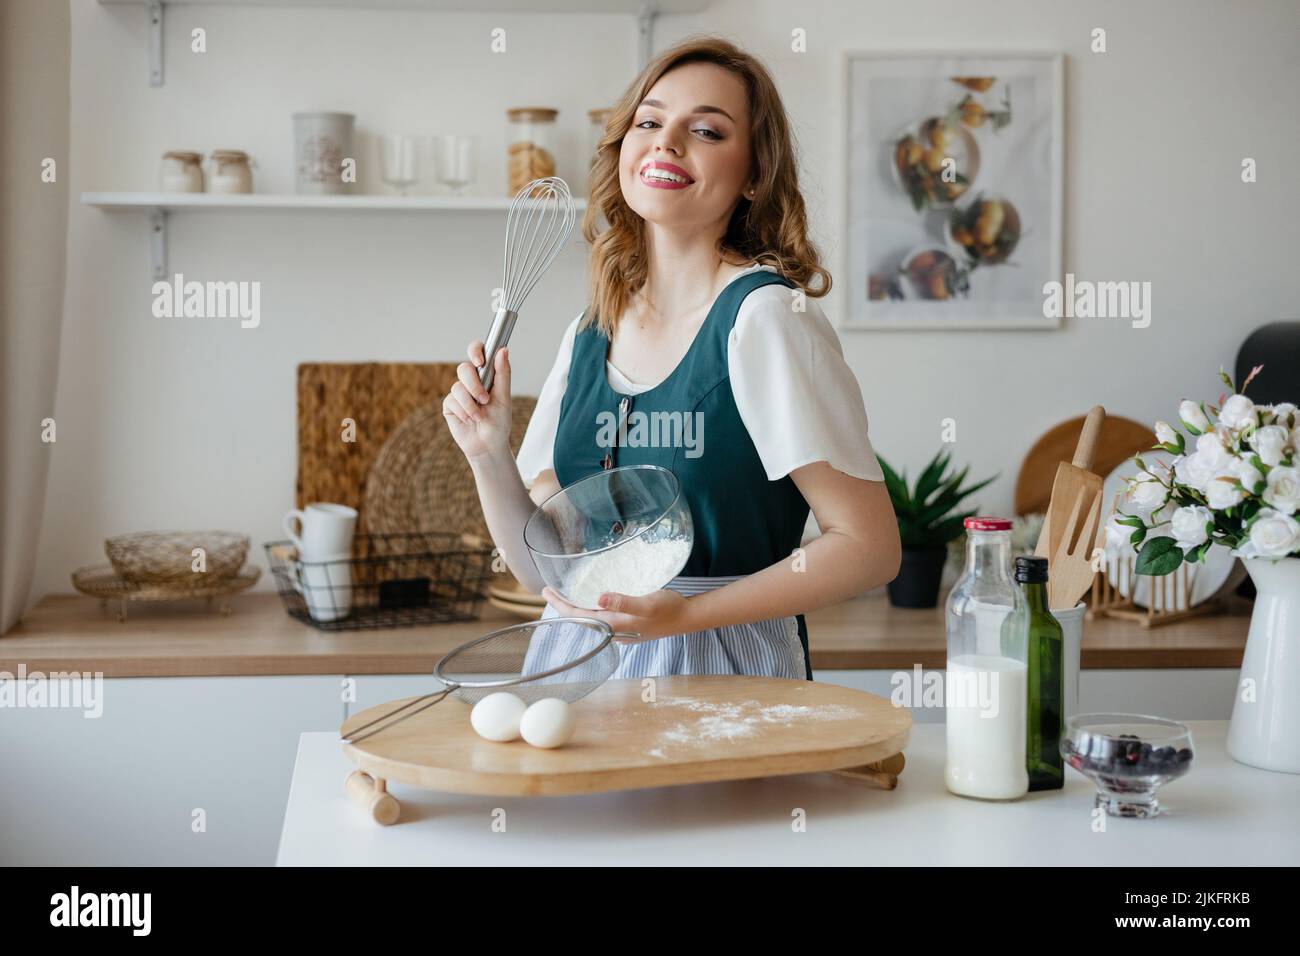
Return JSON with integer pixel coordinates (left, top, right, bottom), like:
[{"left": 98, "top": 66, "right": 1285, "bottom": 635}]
[{"left": 964, "top": 516, "right": 1012, "bottom": 531}]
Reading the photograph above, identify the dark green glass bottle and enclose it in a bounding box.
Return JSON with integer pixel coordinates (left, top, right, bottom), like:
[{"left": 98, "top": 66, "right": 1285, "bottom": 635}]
[{"left": 1015, "top": 556, "right": 1064, "bottom": 791}]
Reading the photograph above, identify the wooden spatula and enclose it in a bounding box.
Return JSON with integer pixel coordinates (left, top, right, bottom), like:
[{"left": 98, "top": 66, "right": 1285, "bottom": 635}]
[
  {"left": 1043, "top": 483, "right": 1104, "bottom": 610},
  {"left": 1034, "top": 405, "right": 1106, "bottom": 607}
]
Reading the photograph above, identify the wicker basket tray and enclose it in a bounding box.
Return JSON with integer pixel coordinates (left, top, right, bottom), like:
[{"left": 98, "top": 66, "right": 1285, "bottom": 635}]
[
  {"left": 104, "top": 530, "right": 249, "bottom": 584},
  {"left": 71, "top": 563, "right": 261, "bottom": 621}
]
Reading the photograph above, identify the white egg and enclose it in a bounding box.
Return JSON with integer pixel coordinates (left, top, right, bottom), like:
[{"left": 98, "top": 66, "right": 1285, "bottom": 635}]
[
  {"left": 470, "top": 692, "right": 527, "bottom": 742},
  {"left": 519, "top": 698, "right": 576, "bottom": 749}
]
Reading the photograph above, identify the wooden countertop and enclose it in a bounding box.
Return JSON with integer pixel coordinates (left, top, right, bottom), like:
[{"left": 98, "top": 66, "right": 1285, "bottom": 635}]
[{"left": 0, "top": 590, "right": 1251, "bottom": 678}]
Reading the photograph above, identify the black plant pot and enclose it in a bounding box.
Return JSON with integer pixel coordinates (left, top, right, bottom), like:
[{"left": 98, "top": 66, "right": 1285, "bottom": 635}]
[{"left": 887, "top": 547, "right": 949, "bottom": 608}]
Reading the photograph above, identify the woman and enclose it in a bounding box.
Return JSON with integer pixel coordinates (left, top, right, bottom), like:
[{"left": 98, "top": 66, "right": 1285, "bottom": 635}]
[{"left": 443, "top": 37, "right": 900, "bottom": 681}]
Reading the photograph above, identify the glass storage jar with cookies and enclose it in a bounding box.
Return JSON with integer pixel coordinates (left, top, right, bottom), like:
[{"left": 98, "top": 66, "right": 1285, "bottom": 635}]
[{"left": 506, "top": 107, "right": 558, "bottom": 196}]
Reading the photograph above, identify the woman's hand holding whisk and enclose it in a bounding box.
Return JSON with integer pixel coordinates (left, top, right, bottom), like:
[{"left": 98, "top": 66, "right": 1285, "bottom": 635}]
[{"left": 443, "top": 340, "right": 513, "bottom": 463}]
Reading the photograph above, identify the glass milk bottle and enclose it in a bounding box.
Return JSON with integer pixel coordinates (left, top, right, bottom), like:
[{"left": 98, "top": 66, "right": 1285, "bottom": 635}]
[{"left": 944, "top": 516, "right": 1028, "bottom": 800}]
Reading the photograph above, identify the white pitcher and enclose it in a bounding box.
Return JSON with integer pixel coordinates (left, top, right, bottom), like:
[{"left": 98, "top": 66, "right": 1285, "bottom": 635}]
[{"left": 1227, "top": 556, "right": 1300, "bottom": 774}]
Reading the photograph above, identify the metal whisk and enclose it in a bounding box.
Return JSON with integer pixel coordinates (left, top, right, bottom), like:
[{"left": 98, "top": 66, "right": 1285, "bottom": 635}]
[{"left": 479, "top": 176, "right": 577, "bottom": 392}]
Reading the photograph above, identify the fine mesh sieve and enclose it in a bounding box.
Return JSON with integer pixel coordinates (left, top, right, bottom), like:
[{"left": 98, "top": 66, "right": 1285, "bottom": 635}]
[{"left": 340, "top": 616, "right": 626, "bottom": 743}]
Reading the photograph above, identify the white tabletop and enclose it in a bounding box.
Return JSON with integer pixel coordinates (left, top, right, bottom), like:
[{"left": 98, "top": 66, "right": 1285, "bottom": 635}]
[{"left": 277, "top": 721, "right": 1300, "bottom": 866}]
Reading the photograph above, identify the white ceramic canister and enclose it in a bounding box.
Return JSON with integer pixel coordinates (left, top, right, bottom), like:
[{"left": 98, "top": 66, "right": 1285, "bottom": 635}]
[
  {"left": 1050, "top": 601, "right": 1084, "bottom": 720},
  {"left": 293, "top": 112, "right": 355, "bottom": 195}
]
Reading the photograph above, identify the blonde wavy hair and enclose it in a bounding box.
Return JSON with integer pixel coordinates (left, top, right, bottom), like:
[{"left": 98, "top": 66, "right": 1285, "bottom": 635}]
[{"left": 583, "top": 36, "right": 830, "bottom": 337}]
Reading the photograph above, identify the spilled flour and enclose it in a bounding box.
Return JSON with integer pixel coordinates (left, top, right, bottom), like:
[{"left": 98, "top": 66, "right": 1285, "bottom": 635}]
[{"left": 647, "top": 696, "right": 861, "bottom": 756}]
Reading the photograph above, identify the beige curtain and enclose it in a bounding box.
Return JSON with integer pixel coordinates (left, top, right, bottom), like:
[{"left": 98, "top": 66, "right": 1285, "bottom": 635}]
[{"left": 1, "top": 0, "right": 71, "bottom": 634}]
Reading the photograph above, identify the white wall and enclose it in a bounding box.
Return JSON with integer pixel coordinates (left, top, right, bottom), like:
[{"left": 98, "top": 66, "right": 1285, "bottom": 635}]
[{"left": 34, "top": 0, "right": 1298, "bottom": 603}]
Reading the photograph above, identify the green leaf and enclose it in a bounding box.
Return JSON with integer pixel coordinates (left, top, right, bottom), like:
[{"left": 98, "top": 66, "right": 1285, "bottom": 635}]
[
  {"left": 1135, "top": 536, "right": 1184, "bottom": 576},
  {"left": 1130, "top": 527, "right": 1147, "bottom": 547},
  {"left": 913, "top": 450, "right": 951, "bottom": 508},
  {"left": 876, "top": 455, "right": 911, "bottom": 510},
  {"left": 1115, "top": 515, "right": 1145, "bottom": 529},
  {"left": 878, "top": 448, "right": 997, "bottom": 548},
  {"left": 914, "top": 471, "right": 996, "bottom": 529}
]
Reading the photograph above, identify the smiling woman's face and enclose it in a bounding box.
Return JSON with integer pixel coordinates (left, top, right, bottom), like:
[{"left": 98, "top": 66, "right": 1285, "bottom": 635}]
[{"left": 620, "top": 61, "right": 753, "bottom": 230}]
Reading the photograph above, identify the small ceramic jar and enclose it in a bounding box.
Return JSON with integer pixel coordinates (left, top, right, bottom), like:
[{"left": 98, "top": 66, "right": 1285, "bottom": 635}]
[
  {"left": 160, "top": 151, "right": 204, "bottom": 193},
  {"left": 209, "top": 150, "right": 254, "bottom": 194}
]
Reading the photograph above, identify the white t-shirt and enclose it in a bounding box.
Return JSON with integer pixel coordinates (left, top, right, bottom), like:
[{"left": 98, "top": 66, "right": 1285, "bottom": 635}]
[{"left": 515, "top": 263, "right": 886, "bottom": 490}]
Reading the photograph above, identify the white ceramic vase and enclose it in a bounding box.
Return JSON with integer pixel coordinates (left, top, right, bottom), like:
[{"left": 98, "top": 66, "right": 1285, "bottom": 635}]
[{"left": 1227, "top": 556, "right": 1300, "bottom": 774}]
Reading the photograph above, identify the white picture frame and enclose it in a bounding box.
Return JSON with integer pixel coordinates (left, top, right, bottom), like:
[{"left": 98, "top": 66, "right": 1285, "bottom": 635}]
[{"left": 843, "top": 51, "right": 1065, "bottom": 331}]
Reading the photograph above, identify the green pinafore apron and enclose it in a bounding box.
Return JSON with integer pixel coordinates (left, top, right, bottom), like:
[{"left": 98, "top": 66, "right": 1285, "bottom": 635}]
[{"left": 542, "top": 269, "right": 815, "bottom": 681}]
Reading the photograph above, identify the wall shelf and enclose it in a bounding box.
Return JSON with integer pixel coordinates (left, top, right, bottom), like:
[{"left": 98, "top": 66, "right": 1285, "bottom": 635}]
[
  {"left": 83, "top": 191, "right": 589, "bottom": 212},
  {"left": 98, "top": 0, "right": 711, "bottom": 84},
  {"left": 81, "top": 192, "right": 590, "bottom": 279}
]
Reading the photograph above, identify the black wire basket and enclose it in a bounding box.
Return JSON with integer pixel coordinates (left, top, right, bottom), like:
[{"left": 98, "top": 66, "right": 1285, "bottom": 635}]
[{"left": 264, "top": 532, "right": 495, "bottom": 631}]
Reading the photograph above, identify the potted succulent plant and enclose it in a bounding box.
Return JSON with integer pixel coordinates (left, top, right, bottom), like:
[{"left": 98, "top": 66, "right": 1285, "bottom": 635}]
[
  {"left": 877, "top": 450, "right": 996, "bottom": 608},
  {"left": 1116, "top": 367, "right": 1299, "bottom": 774}
]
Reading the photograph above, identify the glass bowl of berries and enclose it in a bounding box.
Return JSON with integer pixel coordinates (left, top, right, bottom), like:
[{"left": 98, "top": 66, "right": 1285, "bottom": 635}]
[{"left": 1061, "top": 714, "right": 1194, "bottom": 818}]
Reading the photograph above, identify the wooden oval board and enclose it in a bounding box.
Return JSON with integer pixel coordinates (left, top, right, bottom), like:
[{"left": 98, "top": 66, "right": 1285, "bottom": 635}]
[
  {"left": 1015, "top": 414, "right": 1154, "bottom": 517},
  {"left": 340, "top": 676, "right": 911, "bottom": 797}
]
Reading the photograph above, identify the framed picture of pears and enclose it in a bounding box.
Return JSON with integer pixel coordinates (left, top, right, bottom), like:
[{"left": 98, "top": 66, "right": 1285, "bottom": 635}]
[{"left": 844, "top": 51, "right": 1064, "bottom": 330}]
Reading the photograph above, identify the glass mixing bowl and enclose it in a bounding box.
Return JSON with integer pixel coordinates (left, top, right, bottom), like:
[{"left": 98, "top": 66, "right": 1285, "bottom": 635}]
[
  {"left": 524, "top": 464, "right": 693, "bottom": 610},
  {"left": 1062, "top": 713, "right": 1195, "bottom": 818}
]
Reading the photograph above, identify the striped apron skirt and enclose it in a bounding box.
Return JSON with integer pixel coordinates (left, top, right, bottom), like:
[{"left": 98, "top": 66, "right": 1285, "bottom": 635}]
[{"left": 523, "top": 574, "right": 807, "bottom": 681}]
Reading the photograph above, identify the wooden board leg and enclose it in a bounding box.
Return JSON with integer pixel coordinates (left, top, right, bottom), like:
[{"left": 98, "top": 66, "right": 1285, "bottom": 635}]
[
  {"left": 345, "top": 770, "right": 401, "bottom": 825},
  {"left": 829, "top": 752, "right": 906, "bottom": 790}
]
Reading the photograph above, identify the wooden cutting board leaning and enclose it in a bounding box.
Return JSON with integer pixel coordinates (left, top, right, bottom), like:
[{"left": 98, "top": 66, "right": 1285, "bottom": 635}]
[{"left": 297, "top": 362, "right": 461, "bottom": 544}]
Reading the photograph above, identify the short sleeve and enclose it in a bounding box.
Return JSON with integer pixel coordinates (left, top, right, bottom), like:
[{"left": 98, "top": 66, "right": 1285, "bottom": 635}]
[
  {"left": 515, "top": 314, "right": 582, "bottom": 489},
  {"left": 729, "top": 287, "right": 885, "bottom": 482}
]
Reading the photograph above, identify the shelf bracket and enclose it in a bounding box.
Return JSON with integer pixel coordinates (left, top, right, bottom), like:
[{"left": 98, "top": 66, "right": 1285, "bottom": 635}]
[
  {"left": 148, "top": 1, "right": 163, "bottom": 86},
  {"left": 637, "top": 4, "right": 657, "bottom": 72},
  {"left": 149, "top": 207, "right": 168, "bottom": 281}
]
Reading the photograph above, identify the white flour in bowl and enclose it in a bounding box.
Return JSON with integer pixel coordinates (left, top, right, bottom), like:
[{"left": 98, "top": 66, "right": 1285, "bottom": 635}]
[{"left": 561, "top": 535, "right": 691, "bottom": 609}]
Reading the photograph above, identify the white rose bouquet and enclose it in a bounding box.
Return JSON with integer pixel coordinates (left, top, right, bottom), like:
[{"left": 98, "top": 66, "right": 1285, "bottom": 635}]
[{"left": 1118, "top": 367, "right": 1299, "bottom": 575}]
